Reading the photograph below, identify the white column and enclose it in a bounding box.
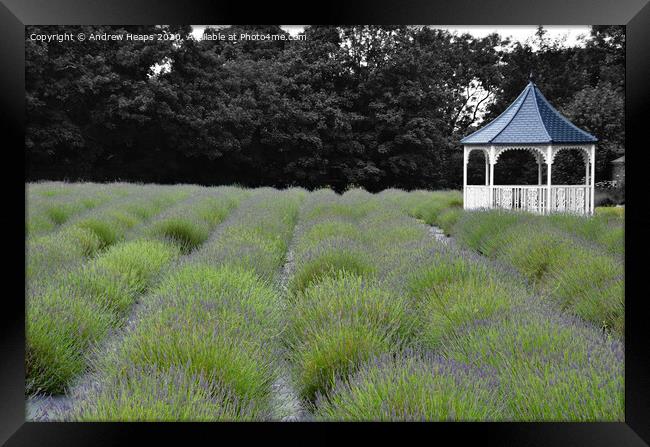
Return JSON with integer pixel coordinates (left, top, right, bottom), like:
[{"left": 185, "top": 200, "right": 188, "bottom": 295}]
[
  {"left": 590, "top": 144, "right": 596, "bottom": 214},
  {"left": 489, "top": 146, "right": 495, "bottom": 208},
  {"left": 463, "top": 146, "right": 468, "bottom": 209},
  {"left": 546, "top": 145, "right": 553, "bottom": 214},
  {"left": 584, "top": 151, "right": 590, "bottom": 214},
  {"left": 538, "top": 154, "right": 542, "bottom": 185}
]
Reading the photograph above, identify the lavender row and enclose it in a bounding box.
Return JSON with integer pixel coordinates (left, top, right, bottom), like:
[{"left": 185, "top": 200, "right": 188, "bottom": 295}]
[
  {"left": 314, "top": 190, "right": 623, "bottom": 421},
  {"left": 60, "top": 189, "right": 305, "bottom": 421},
  {"left": 26, "top": 182, "right": 134, "bottom": 236},
  {"left": 26, "top": 185, "right": 195, "bottom": 284},
  {"left": 26, "top": 187, "right": 245, "bottom": 398}
]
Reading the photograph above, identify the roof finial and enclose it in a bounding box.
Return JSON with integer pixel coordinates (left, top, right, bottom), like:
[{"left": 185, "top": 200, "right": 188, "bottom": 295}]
[{"left": 529, "top": 71, "right": 535, "bottom": 83}]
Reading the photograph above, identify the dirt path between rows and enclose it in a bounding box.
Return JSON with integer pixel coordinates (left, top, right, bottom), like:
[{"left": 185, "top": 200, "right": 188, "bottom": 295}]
[
  {"left": 26, "top": 394, "right": 72, "bottom": 421},
  {"left": 272, "top": 235, "right": 311, "bottom": 422},
  {"left": 428, "top": 225, "right": 455, "bottom": 246}
]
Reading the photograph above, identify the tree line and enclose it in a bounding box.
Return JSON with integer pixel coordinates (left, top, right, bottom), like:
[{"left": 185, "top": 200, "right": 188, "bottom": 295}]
[{"left": 25, "top": 25, "right": 624, "bottom": 191}]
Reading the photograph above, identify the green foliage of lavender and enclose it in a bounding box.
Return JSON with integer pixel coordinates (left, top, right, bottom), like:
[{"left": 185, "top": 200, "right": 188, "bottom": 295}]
[
  {"left": 26, "top": 239, "right": 180, "bottom": 395},
  {"left": 283, "top": 192, "right": 409, "bottom": 402},
  {"left": 545, "top": 212, "right": 624, "bottom": 256},
  {"left": 315, "top": 352, "right": 504, "bottom": 421},
  {"left": 80, "top": 265, "right": 282, "bottom": 420},
  {"left": 146, "top": 190, "right": 244, "bottom": 253},
  {"left": 394, "top": 190, "right": 463, "bottom": 225},
  {"left": 442, "top": 307, "right": 624, "bottom": 421},
  {"left": 453, "top": 210, "right": 624, "bottom": 334},
  {"left": 67, "top": 189, "right": 304, "bottom": 421},
  {"left": 286, "top": 273, "right": 413, "bottom": 401},
  {"left": 287, "top": 189, "right": 623, "bottom": 421},
  {"left": 26, "top": 184, "right": 246, "bottom": 395},
  {"left": 25, "top": 184, "right": 624, "bottom": 422},
  {"left": 69, "top": 366, "right": 249, "bottom": 421},
  {"left": 26, "top": 182, "right": 126, "bottom": 236},
  {"left": 26, "top": 185, "right": 191, "bottom": 281}
]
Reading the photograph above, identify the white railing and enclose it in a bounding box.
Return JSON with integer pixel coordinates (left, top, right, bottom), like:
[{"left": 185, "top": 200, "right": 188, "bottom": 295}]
[
  {"left": 465, "top": 185, "right": 491, "bottom": 210},
  {"left": 548, "top": 185, "right": 591, "bottom": 214},
  {"left": 464, "top": 185, "right": 592, "bottom": 215},
  {"left": 493, "top": 185, "right": 548, "bottom": 214}
]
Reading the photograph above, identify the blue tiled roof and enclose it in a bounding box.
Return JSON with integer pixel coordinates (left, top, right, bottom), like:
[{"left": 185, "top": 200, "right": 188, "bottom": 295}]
[{"left": 461, "top": 82, "right": 598, "bottom": 145}]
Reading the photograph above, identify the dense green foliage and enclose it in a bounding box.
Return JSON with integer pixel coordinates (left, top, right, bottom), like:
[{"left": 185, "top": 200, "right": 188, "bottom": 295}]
[{"left": 26, "top": 26, "right": 623, "bottom": 190}]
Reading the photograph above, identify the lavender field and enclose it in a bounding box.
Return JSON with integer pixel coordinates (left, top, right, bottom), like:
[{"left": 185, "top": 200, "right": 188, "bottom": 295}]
[{"left": 25, "top": 182, "right": 624, "bottom": 421}]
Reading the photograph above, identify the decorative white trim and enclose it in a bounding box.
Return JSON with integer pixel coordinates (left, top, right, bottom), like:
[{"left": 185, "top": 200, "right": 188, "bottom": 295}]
[
  {"left": 465, "top": 147, "right": 491, "bottom": 169},
  {"left": 590, "top": 144, "right": 596, "bottom": 213},
  {"left": 548, "top": 144, "right": 592, "bottom": 165},
  {"left": 491, "top": 145, "right": 549, "bottom": 165}
]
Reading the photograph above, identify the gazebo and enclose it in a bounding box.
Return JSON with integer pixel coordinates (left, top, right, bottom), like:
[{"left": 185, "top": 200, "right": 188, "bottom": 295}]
[{"left": 460, "top": 77, "right": 597, "bottom": 215}]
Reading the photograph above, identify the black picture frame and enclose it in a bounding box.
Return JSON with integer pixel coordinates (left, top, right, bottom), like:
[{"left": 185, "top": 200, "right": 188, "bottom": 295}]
[{"left": 2, "top": 0, "right": 649, "bottom": 444}]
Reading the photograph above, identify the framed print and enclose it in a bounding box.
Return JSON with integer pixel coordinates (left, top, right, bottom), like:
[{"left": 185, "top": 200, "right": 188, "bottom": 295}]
[{"left": 2, "top": 0, "right": 649, "bottom": 444}]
